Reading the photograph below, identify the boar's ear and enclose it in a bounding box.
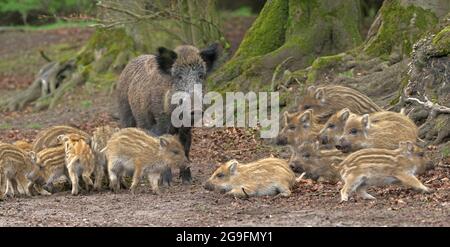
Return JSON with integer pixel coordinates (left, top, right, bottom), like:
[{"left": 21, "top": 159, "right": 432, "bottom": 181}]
[
  {"left": 56, "top": 134, "right": 67, "bottom": 143},
  {"left": 283, "top": 111, "right": 291, "bottom": 125},
  {"left": 314, "top": 88, "right": 325, "bottom": 104},
  {"left": 313, "top": 141, "right": 320, "bottom": 151},
  {"left": 300, "top": 109, "right": 312, "bottom": 127},
  {"left": 405, "top": 141, "right": 415, "bottom": 153},
  {"left": 200, "top": 43, "right": 219, "bottom": 72},
  {"left": 228, "top": 160, "right": 238, "bottom": 175},
  {"left": 306, "top": 86, "right": 316, "bottom": 96},
  {"left": 28, "top": 151, "right": 36, "bottom": 162},
  {"left": 159, "top": 137, "right": 170, "bottom": 148},
  {"left": 339, "top": 108, "right": 350, "bottom": 122},
  {"left": 156, "top": 47, "right": 177, "bottom": 74},
  {"left": 361, "top": 114, "right": 370, "bottom": 129}
]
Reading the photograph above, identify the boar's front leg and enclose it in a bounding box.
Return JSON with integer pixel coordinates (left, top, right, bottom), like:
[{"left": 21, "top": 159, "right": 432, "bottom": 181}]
[
  {"left": 356, "top": 185, "right": 375, "bottom": 200},
  {"left": 340, "top": 174, "right": 364, "bottom": 202},
  {"left": 226, "top": 187, "right": 252, "bottom": 198},
  {"left": 395, "top": 172, "right": 430, "bottom": 193},
  {"left": 118, "top": 98, "right": 137, "bottom": 128},
  {"left": 148, "top": 172, "right": 160, "bottom": 195},
  {"left": 159, "top": 167, "right": 172, "bottom": 187}
]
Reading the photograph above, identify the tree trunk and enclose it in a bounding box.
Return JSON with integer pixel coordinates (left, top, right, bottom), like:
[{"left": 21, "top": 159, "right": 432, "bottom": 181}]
[
  {"left": 1, "top": 0, "right": 223, "bottom": 111},
  {"left": 363, "top": 0, "right": 444, "bottom": 56},
  {"left": 208, "top": 0, "right": 363, "bottom": 92}
]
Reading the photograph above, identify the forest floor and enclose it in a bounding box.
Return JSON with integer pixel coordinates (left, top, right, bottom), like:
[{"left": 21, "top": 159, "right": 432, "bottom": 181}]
[{"left": 0, "top": 21, "right": 449, "bottom": 227}]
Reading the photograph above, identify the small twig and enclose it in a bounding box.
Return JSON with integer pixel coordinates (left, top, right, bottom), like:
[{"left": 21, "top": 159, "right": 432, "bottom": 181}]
[
  {"left": 227, "top": 148, "right": 257, "bottom": 153},
  {"left": 425, "top": 177, "right": 440, "bottom": 184},
  {"left": 39, "top": 50, "right": 52, "bottom": 62},
  {"left": 405, "top": 95, "right": 450, "bottom": 114}
]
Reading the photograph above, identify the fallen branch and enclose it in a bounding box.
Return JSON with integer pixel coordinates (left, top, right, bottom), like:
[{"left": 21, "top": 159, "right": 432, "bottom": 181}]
[{"left": 405, "top": 95, "right": 450, "bottom": 115}]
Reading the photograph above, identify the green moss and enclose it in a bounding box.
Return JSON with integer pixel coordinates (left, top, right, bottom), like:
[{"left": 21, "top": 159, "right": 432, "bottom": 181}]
[
  {"left": 209, "top": 0, "right": 362, "bottom": 93},
  {"left": 76, "top": 28, "right": 136, "bottom": 67},
  {"left": 364, "top": 0, "right": 438, "bottom": 57},
  {"left": 442, "top": 145, "right": 450, "bottom": 158},
  {"left": 432, "top": 26, "right": 450, "bottom": 55},
  {"left": 0, "top": 42, "right": 79, "bottom": 77},
  {"left": 434, "top": 116, "right": 447, "bottom": 131},
  {"left": 306, "top": 53, "right": 345, "bottom": 84},
  {"left": 233, "top": 0, "right": 288, "bottom": 59}
]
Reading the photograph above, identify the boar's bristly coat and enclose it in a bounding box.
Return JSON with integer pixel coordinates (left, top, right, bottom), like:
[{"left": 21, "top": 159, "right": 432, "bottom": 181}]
[{"left": 117, "top": 44, "right": 218, "bottom": 183}]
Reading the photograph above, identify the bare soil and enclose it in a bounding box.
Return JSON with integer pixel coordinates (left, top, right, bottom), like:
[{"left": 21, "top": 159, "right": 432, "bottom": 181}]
[{"left": 0, "top": 26, "right": 449, "bottom": 227}]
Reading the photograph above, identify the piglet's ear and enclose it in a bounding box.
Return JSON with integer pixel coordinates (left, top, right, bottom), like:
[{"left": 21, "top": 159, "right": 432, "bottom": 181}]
[
  {"left": 156, "top": 47, "right": 177, "bottom": 74},
  {"left": 56, "top": 134, "right": 66, "bottom": 143},
  {"left": 315, "top": 88, "right": 325, "bottom": 104},
  {"left": 28, "top": 151, "right": 36, "bottom": 162},
  {"left": 406, "top": 141, "right": 415, "bottom": 153},
  {"left": 200, "top": 43, "right": 219, "bottom": 72},
  {"left": 160, "top": 137, "right": 170, "bottom": 148},
  {"left": 361, "top": 114, "right": 370, "bottom": 129},
  {"left": 229, "top": 162, "right": 238, "bottom": 175},
  {"left": 300, "top": 109, "right": 312, "bottom": 125},
  {"left": 306, "top": 86, "right": 316, "bottom": 96},
  {"left": 339, "top": 108, "right": 350, "bottom": 122},
  {"left": 283, "top": 111, "right": 291, "bottom": 125}
]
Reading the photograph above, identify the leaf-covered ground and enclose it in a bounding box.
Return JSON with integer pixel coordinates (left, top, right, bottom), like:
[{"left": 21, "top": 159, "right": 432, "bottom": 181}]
[{"left": 0, "top": 24, "right": 449, "bottom": 227}]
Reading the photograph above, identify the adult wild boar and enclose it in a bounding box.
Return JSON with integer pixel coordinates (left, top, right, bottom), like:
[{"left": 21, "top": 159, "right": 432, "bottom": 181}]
[{"left": 117, "top": 44, "right": 219, "bottom": 183}]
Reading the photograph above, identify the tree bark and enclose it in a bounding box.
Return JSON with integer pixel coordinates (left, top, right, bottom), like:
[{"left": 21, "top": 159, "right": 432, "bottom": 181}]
[{"left": 208, "top": 0, "right": 363, "bottom": 92}]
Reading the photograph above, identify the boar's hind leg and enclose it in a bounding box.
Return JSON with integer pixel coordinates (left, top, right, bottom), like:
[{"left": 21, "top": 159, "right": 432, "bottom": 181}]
[
  {"left": 129, "top": 161, "right": 143, "bottom": 194},
  {"left": 356, "top": 185, "right": 375, "bottom": 200},
  {"left": 118, "top": 99, "right": 136, "bottom": 128},
  {"left": 17, "top": 174, "right": 31, "bottom": 196},
  {"left": 395, "top": 173, "right": 430, "bottom": 193},
  {"left": 147, "top": 172, "right": 160, "bottom": 195},
  {"left": 93, "top": 164, "right": 104, "bottom": 190},
  {"left": 276, "top": 184, "right": 292, "bottom": 197},
  {"left": 5, "top": 179, "right": 15, "bottom": 198},
  {"left": 81, "top": 172, "right": 94, "bottom": 193}
]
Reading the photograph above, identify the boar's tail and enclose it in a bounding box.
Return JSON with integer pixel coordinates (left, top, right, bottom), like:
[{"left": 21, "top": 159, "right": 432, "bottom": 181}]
[{"left": 295, "top": 172, "right": 306, "bottom": 183}]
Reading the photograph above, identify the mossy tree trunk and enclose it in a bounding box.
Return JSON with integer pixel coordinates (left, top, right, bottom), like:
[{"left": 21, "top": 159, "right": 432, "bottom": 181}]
[
  {"left": 1, "top": 0, "right": 223, "bottom": 112},
  {"left": 208, "top": 0, "right": 363, "bottom": 92}
]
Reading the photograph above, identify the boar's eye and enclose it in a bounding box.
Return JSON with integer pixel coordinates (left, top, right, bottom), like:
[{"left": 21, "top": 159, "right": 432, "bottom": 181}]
[
  {"left": 216, "top": 173, "right": 225, "bottom": 178},
  {"left": 349, "top": 128, "right": 358, "bottom": 135},
  {"left": 288, "top": 125, "right": 296, "bottom": 131},
  {"left": 417, "top": 152, "right": 425, "bottom": 157},
  {"left": 328, "top": 123, "right": 335, "bottom": 129},
  {"left": 172, "top": 150, "right": 180, "bottom": 155},
  {"left": 303, "top": 153, "right": 310, "bottom": 159},
  {"left": 303, "top": 105, "right": 311, "bottom": 110},
  {"left": 199, "top": 73, "right": 206, "bottom": 80}
]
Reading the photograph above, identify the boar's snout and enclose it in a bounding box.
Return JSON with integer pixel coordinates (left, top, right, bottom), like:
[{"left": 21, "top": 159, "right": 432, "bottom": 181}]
[
  {"left": 276, "top": 136, "right": 287, "bottom": 145},
  {"left": 289, "top": 161, "right": 304, "bottom": 173},
  {"left": 42, "top": 183, "right": 54, "bottom": 193},
  {"left": 319, "top": 135, "right": 328, "bottom": 145},
  {"left": 336, "top": 138, "right": 351, "bottom": 153},
  {"left": 203, "top": 181, "right": 214, "bottom": 191}
]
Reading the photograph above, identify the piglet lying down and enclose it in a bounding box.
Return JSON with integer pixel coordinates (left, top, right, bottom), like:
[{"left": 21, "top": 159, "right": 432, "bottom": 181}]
[{"left": 204, "top": 158, "right": 296, "bottom": 198}]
